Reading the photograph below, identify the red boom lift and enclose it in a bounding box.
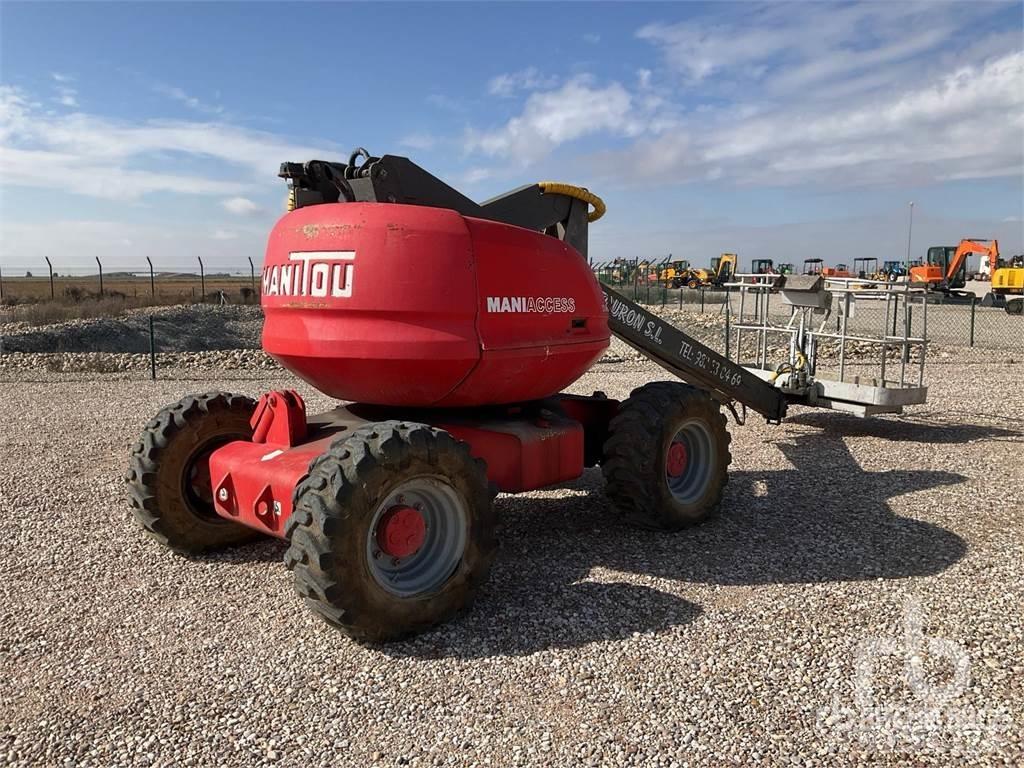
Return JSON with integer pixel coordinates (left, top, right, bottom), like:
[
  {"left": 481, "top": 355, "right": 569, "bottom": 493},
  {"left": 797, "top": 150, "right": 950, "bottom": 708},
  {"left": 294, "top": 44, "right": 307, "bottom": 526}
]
[{"left": 127, "top": 150, "right": 789, "bottom": 641}]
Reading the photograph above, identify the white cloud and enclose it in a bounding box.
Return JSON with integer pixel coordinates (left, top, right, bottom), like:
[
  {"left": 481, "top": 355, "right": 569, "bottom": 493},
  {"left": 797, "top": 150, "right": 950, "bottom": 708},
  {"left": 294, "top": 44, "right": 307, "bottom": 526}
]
[
  {"left": 487, "top": 67, "right": 559, "bottom": 98},
  {"left": 637, "top": 1, "right": 1009, "bottom": 97},
  {"left": 55, "top": 89, "right": 78, "bottom": 108},
  {"left": 0, "top": 85, "right": 338, "bottom": 200},
  {"left": 583, "top": 33, "right": 601, "bottom": 45},
  {"left": 154, "top": 84, "right": 224, "bottom": 115},
  {"left": 467, "top": 76, "right": 646, "bottom": 163},
  {"left": 221, "top": 197, "right": 261, "bottom": 215},
  {"left": 212, "top": 229, "right": 239, "bottom": 240},
  {"left": 459, "top": 4, "right": 1022, "bottom": 192},
  {"left": 49, "top": 72, "right": 80, "bottom": 107},
  {"left": 596, "top": 51, "right": 1024, "bottom": 188}
]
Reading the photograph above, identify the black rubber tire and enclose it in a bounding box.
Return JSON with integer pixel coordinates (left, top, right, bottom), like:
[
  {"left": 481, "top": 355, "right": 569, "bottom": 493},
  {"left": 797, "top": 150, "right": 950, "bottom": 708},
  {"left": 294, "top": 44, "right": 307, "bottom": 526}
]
[
  {"left": 283, "top": 421, "right": 496, "bottom": 642},
  {"left": 602, "top": 381, "right": 731, "bottom": 530},
  {"left": 126, "top": 391, "right": 260, "bottom": 554},
  {"left": 687, "top": 278, "right": 700, "bottom": 289}
]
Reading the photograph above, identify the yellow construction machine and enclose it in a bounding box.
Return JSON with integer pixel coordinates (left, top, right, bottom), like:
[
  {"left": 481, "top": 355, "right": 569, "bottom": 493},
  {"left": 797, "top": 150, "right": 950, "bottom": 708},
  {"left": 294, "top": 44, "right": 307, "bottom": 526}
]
[{"left": 983, "top": 252, "right": 1024, "bottom": 314}]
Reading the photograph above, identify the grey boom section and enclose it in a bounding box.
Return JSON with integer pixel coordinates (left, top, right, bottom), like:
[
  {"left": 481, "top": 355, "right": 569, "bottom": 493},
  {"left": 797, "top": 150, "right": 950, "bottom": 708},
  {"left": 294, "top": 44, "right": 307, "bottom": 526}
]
[{"left": 601, "top": 285, "right": 788, "bottom": 423}]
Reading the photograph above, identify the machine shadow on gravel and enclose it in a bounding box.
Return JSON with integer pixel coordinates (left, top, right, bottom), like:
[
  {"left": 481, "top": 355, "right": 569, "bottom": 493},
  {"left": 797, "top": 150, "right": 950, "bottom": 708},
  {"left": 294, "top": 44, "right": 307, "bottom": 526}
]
[
  {"left": 785, "top": 411, "right": 1023, "bottom": 443},
  {"left": 386, "top": 427, "right": 970, "bottom": 659}
]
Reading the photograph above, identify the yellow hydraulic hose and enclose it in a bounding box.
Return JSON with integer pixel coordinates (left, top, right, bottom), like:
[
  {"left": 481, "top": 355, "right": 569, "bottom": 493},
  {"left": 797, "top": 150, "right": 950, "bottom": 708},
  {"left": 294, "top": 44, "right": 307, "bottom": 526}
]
[
  {"left": 537, "top": 181, "right": 606, "bottom": 222},
  {"left": 768, "top": 351, "right": 808, "bottom": 383}
]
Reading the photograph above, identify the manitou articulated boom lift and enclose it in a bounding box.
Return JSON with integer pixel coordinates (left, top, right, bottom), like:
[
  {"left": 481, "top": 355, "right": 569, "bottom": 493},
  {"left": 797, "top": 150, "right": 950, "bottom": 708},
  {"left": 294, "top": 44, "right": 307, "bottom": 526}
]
[{"left": 126, "top": 149, "right": 931, "bottom": 642}]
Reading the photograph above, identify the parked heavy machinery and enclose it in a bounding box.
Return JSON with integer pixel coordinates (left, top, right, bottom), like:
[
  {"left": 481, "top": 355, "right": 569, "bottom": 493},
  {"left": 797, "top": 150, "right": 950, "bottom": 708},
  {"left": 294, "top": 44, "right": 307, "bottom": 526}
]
[
  {"left": 751, "top": 259, "right": 774, "bottom": 274},
  {"left": 822, "top": 263, "right": 852, "bottom": 278},
  {"left": 853, "top": 258, "right": 878, "bottom": 279},
  {"left": 663, "top": 259, "right": 700, "bottom": 288},
  {"left": 710, "top": 253, "right": 737, "bottom": 285},
  {"left": 777, "top": 263, "right": 795, "bottom": 275},
  {"left": 674, "top": 253, "right": 735, "bottom": 288},
  {"left": 882, "top": 260, "right": 907, "bottom": 280},
  {"left": 124, "top": 149, "right": 926, "bottom": 642},
  {"left": 982, "top": 252, "right": 1024, "bottom": 313},
  {"left": 910, "top": 239, "right": 998, "bottom": 298},
  {"left": 803, "top": 258, "right": 823, "bottom": 275}
]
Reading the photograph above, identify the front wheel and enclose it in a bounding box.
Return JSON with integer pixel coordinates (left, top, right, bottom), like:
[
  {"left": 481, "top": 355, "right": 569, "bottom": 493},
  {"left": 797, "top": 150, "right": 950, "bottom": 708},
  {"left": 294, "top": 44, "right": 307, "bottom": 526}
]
[
  {"left": 126, "top": 392, "right": 260, "bottom": 553},
  {"left": 284, "top": 421, "right": 496, "bottom": 642},
  {"left": 602, "top": 382, "right": 731, "bottom": 530}
]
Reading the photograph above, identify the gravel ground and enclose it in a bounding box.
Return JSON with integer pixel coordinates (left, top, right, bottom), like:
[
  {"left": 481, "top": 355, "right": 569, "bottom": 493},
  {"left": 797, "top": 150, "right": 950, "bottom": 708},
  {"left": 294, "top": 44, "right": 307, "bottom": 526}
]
[{"left": 1, "top": 351, "right": 1021, "bottom": 767}]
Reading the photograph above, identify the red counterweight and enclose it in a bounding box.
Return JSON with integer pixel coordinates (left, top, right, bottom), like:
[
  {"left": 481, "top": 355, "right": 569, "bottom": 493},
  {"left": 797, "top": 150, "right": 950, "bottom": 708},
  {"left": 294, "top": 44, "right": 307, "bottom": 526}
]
[{"left": 261, "top": 203, "right": 610, "bottom": 407}]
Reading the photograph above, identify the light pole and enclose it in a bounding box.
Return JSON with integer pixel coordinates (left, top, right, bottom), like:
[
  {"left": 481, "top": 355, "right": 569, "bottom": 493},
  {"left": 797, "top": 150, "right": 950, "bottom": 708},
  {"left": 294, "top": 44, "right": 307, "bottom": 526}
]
[{"left": 905, "top": 201, "right": 915, "bottom": 272}]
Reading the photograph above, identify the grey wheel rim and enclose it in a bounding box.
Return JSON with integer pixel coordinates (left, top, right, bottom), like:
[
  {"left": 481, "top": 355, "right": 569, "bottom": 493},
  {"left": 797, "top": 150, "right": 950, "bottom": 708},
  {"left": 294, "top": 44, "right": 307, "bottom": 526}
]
[
  {"left": 665, "top": 419, "right": 715, "bottom": 505},
  {"left": 365, "top": 476, "right": 468, "bottom": 597}
]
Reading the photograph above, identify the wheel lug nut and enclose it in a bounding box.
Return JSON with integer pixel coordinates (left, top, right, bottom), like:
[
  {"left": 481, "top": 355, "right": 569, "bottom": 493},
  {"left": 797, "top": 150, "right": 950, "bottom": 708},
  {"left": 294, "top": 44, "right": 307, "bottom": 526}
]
[
  {"left": 217, "top": 488, "right": 228, "bottom": 502},
  {"left": 391, "top": 557, "right": 401, "bottom": 566},
  {"left": 413, "top": 502, "right": 423, "bottom": 511},
  {"left": 372, "top": 549, "right": 381, "bottom": 559}
]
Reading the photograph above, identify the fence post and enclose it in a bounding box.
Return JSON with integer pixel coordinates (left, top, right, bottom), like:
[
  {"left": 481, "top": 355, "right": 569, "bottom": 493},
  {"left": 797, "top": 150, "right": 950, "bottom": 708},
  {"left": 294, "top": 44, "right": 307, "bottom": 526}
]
[
  {"left": 95, "top": 257, "right": 104, "bottom": 297},
  {"left": 0, "top": 265, "right": 3, "bottom": 300},
  {"left": 45, "top": 256, "right": 54, "bottom": 300},
  {"left": 149, "top": 315, "right": 157, "bottom": 381},
  {"left": 146, "top": 256, "right": 156, "bottom": 297},
  {"left": 197, "top": 256, "right": 206, "bottom": 300},
  {"left": 724, "top": 294, "right": 731, "bottom": 359},
  {"left": 904, "top": 305, "right": 912, "bottom": 363},
  {"left": 248, "top": 256, "right": 256, "bottom": 299},
  {"left": 701, "top": 288, "right": 705, "bottom": 313},
  {"left": 969, "top": 296, "right": 976, "bottom": 347}
]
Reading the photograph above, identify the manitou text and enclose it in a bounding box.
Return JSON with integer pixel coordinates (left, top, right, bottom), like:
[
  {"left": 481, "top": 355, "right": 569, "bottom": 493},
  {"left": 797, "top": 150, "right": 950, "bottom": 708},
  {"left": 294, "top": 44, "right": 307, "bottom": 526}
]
[{"left": 263, "top": 251, "right": 355, "bottom": 298}]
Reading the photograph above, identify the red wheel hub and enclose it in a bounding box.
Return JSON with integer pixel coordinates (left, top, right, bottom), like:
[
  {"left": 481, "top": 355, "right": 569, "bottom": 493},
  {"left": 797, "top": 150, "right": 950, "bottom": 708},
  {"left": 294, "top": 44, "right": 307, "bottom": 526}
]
[
  {"left": 666, "top": 441, "right": 688, "bottom": 477},
  {"left": 376, "top": 505, "right": 427, "bottom": 558}
]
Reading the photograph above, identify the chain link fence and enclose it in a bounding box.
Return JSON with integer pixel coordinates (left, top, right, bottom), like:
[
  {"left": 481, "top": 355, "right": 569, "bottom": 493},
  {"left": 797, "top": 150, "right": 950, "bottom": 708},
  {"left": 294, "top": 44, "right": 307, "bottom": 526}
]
[
  {"left": 0, "top": 259, "right": 261, "bottom": 325},
  {"left": 593, "top": 263, "right": 1023, "bottom": 352}
]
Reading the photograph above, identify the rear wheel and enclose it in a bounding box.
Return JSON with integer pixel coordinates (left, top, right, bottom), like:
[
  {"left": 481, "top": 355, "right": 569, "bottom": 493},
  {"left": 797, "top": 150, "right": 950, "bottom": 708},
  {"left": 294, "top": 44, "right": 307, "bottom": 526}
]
[
  {"left": 284, "top": 421, "right": 495, "bottom": 642},
  {"left": 602, "top": 382, "right": 731, "bottom": 530},
  {"left": 126, "top": 392, "right": 260, "bottom": 554}
]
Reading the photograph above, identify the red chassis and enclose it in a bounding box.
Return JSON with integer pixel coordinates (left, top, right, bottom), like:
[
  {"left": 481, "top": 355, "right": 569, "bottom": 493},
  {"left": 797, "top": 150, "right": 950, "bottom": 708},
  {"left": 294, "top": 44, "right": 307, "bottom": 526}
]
[{"left": 208, "top": 389, "right": 620, "bottom": 538}]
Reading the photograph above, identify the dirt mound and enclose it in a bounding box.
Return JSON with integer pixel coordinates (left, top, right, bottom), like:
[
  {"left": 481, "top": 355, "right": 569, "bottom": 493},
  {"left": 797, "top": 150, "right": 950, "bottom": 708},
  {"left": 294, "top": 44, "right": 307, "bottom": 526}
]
[{"left": 0, "top": 304, "right": 263, "bottom": 354}]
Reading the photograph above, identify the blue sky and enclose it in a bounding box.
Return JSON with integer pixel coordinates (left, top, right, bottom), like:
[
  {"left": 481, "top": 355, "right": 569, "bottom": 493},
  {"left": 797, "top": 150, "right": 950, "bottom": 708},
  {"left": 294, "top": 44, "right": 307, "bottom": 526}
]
[{"left": 1, "top": 1, "right": 1022, "bottom": 274}]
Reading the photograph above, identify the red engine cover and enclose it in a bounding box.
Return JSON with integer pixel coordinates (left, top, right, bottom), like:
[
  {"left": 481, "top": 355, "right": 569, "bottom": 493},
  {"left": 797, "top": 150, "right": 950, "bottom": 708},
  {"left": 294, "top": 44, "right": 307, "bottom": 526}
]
[{"left": 261, "top": 203, "right": 609, "bottom": 406}]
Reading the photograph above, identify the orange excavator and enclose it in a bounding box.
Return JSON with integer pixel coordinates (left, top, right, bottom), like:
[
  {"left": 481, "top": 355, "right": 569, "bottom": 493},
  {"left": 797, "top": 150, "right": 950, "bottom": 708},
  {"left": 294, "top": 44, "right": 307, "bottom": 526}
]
[{"left": 910, "top": 239, "right": 999, "bottom": 297}]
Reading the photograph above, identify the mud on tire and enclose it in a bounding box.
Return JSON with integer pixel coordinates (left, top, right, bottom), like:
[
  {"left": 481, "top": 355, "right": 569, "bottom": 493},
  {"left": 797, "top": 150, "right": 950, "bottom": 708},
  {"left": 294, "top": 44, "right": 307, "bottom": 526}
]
[
  {"left": 283, "top": 421, "right": 496, "bottom": 643},
  {"left": 126, "top": 391, "right": 260, "bottom": 554},
  {"left": 602, "top": 381, "right": 731, "bottom": 530}
]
